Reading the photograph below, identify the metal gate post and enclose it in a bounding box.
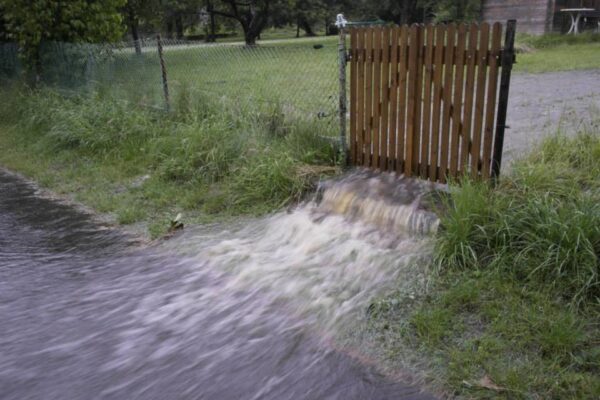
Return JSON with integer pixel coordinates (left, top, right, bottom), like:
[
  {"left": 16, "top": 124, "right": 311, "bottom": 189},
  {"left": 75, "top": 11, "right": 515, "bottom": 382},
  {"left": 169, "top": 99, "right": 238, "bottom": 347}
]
[{"left": 491, "top": 20, "right": 517, "bottom": 182}]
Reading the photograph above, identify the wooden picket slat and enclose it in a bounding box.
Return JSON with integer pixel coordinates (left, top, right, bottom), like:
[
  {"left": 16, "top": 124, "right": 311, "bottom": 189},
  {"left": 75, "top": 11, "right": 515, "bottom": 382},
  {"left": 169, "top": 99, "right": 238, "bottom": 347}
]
[
  {"left": 350, "top": 28, "right": 357, "bottom": 164},
  {"left": 396, "top": 25, "right": 409, "bottom": 174},
  {"left": 380, "top": 27, "right": 392, "bottom": 171},
  {"left": 348, "top": 21, "right": 514, "bottom": 184},
  {"left": 356, "top": 28, "right": 365, "bottom": 165},
  {"left": 420, "top": 24, "right": 435, "bottom": 178},
  {"left": 481, "top": 22, "right": 502, "bottom": 179},
  {"left": 429, "top": 24, "right": 446, "bottom": 181},
  {"left": 404, "top": 25, "right": 420, "bottom": 177},
  {"left": 412, "top": 25, "right": 425, "bottom": 176},
  {"left": 460, "top": 24, "right": 479, "bottom": 174},
  {"left": 372, "top": 27, "right": 382, "bottom": 169},
  {"left": 387, "top": 27, "right": 400, "bottom": 171},
  {"left": 439, "top": 23, "right": 456, "bottom": 183},
  {"left": 470, "top": 23, "right": 490, "bottom": 178},
  {"left": 449, "top": 24, "right": 467, "bottom": 177}
]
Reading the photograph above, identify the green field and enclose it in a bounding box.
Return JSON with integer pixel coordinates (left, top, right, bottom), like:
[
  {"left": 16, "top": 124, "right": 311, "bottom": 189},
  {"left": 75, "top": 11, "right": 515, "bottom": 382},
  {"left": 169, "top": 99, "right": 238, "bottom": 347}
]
[
  {"left": 16, "top": 32, "right": 598, "bottom": 118},
  {"left": 31, "top": 36, "right": 340, "bottom": 119}
]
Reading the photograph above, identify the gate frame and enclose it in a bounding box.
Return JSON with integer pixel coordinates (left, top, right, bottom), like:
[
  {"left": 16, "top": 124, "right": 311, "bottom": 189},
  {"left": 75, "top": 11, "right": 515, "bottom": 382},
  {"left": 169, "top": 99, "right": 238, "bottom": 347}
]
[
  {"left": 491, "top": 19, "right": 517, "bottom": 182},
  {"left": 341, "top": 19, "right": 517, "bottom": 184}
]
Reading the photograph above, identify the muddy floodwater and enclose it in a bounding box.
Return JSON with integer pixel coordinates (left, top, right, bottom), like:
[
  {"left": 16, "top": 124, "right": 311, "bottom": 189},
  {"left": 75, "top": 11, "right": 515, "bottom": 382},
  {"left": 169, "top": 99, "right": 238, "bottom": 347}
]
[{"left": 0, "top": 170, "right": 439, "bottom": 400}]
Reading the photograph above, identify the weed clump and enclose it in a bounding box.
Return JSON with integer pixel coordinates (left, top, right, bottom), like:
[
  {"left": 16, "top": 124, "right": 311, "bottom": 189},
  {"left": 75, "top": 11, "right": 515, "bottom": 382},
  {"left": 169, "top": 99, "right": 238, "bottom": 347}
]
[{"left": 435, "top": 131, "right": 600, "bottom": 307}]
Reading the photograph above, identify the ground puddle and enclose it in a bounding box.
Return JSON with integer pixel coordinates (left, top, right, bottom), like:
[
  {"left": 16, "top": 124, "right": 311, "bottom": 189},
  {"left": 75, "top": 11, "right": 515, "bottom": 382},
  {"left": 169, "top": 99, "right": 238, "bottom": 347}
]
[{"left": 0, "top": 169, "right": 438, "bottom": 399}]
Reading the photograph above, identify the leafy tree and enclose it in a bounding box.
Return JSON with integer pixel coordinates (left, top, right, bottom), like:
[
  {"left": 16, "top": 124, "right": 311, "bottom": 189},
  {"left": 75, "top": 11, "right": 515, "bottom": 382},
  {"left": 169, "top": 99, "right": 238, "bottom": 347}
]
[
  {"left": 162, "top": 0, "right": 204, "bottom": 39},
  {"left": 425, "top": 0, "right": 481, "bottom": 22},
  {"left": 203, "top": 0, "right": 217, "bottom": 42},
  {"left": 292, "top": 0, "right": 326, "bottom": 37},
  {"left": 0, "top": 5, "right": 9, "bottom": 42},
  {"left": 1, "top": 0, "right": 125, "bottom": 77},
  {"left": 355, "top": 0, "right": 426, "bottom": 25},
  {"left": 211, "top": 0, "right": 276, "bottom": 45},
  {"left": 123, "top": 0, "right": 163, "bottom": 54}
]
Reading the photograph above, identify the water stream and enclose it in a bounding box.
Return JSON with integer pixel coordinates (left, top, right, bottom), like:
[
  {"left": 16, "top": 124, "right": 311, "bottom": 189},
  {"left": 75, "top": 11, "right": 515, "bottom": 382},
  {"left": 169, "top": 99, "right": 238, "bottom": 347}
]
[{"left": 0, "top": 169, "right": 439, "bottom": 400}]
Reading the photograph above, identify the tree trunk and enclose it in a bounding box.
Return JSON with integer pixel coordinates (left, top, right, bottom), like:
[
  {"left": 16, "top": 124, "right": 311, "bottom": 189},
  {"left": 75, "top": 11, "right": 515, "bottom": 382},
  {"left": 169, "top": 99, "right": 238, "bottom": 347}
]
[
  {"left": 131, "top": 29, "right": 142, "bottom": 55},
  {"left": 212, "top": 1, "right": 269, "bottom": 46},
  {"left": 127, "top": 8, "right": 142, "bottom": 55},
  {"left": 296, "top": 18, "right": 300, "bottom": 38},
  {"left": 298, "top": 16, "right": 316, "bottom": 37},
  {"left": 166, "top": 20, "right": 174, "bottom": 39},
  {"left": 209, "top": 9, "right": 216, "bottom": 42},
  {"left": 205, "top": 1, "right": 217, "bottom": 42},
  {"left": 241, "top": 14, "right": 266, "bottom": 46},
  {"left": 175, "top": 14, "right": 184, "bottom": 39},
  {"left": 244, "top": 28, "right": 258, "bottom": 45}
]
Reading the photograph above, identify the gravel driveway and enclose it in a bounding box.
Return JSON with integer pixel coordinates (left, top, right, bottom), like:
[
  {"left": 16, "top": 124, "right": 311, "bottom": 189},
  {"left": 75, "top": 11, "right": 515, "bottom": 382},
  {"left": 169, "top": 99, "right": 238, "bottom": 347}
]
[{"left": 502, "top": 69, "right": 600, "bottom": 166}]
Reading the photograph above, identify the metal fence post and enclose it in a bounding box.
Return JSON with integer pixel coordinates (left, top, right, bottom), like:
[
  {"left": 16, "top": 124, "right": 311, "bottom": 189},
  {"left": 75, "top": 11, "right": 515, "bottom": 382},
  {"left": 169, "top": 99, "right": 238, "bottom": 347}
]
[
  {"left": 337, "top": 14, "right": 349, "bottom": 164},
  {"left": 156, "top": 34, "right": 170, "bottom": 112},
  {"left": 491, "top": 20, "right": 517, "bottom": 182}
]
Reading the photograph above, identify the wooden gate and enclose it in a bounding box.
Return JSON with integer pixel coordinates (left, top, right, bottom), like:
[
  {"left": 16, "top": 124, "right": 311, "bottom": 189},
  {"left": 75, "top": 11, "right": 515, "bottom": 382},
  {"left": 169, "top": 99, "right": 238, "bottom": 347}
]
[{"left": 348, "top": 21, "right": 516, "bottom": 183}]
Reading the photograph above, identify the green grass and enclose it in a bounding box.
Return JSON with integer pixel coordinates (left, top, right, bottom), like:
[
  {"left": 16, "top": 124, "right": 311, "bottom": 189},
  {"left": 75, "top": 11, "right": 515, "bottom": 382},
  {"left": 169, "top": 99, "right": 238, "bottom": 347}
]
[
  {"left": 367, "top": 130, "right": 600, "bottom": 399},
  {"left": 518, "top": 32, "right": 600, "bottom": 49},
  {"left": 3, "top": 31, "right": 598, "bottom": 123},
  {"left": 25, "top": 36, "right": 340, "bottom": 116},
  {"left": 514, "top": 42, "right": 600, "bottom": 74},
  {"left": 513, "top": 32, "right": 600, "bottom": 74},
  {"left": 0, "top": 86, "right": 340, "bottom": 238}
]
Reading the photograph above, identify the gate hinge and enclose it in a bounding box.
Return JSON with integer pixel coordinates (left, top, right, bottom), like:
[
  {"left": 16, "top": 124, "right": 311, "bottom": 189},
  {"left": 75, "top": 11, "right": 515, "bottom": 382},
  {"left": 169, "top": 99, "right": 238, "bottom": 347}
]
[{"left": 345, "top": 50, "right": 352, "bottom": 63}]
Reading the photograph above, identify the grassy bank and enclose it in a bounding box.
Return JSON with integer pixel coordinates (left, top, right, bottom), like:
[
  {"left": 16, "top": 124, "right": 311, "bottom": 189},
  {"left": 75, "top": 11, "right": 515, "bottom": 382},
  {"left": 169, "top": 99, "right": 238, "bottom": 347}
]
[
  {"left": 0, "top": 87, "right": 339, "bottom": 238},
  {"left": 368, "top": 130, "right": 600, "bottom": 398}
]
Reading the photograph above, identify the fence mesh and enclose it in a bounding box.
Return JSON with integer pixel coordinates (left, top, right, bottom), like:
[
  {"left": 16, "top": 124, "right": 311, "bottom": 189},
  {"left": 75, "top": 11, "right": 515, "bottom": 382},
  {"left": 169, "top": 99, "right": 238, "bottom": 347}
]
[{"left": 0, "top": 38, "right": 340, "bottom": 133}]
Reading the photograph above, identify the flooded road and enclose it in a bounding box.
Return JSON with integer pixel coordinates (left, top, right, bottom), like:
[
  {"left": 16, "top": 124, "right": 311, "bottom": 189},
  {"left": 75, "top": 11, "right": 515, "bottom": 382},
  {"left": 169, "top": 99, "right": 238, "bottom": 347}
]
[{"left": 0, "top": 170, "right": 437, "bottom": 400}]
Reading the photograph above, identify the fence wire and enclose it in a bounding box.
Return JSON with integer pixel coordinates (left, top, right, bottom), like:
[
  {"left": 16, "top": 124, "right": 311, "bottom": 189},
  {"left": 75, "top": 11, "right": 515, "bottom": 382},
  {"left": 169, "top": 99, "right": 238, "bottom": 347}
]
[{"left": 0, "top": 38, "right": 340, "bottom": 132}]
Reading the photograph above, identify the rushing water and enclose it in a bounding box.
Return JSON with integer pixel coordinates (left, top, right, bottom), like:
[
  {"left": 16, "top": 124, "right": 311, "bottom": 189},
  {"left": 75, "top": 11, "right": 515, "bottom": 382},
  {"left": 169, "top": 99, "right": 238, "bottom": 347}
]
[{"left": 0, "top": 169, "right": 439, "bottom": 400}]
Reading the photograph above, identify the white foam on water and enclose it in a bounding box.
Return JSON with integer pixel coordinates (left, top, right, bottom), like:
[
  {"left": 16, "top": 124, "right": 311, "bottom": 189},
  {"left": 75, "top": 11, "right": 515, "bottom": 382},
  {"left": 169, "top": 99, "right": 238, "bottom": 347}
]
[{"left": 146, "top": 171, "right": 441, "bottom": 335}]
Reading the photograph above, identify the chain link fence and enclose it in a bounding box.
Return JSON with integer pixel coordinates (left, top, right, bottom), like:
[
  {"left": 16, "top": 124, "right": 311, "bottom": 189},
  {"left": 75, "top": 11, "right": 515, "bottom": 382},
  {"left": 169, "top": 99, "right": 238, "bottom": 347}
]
[{"left": 0, "top": 38, "right": 340, "bottom": 134}]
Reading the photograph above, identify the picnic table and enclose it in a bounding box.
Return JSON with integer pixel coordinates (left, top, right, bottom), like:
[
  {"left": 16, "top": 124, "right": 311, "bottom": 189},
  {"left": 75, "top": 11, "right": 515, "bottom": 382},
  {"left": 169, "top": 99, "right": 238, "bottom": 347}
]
[{"left": 561, "top": 8, "right": 596, "bottom": 34}]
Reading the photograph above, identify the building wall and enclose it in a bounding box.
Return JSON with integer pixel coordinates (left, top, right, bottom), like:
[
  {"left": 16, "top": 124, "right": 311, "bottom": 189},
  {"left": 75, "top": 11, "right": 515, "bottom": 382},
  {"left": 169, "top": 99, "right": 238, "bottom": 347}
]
[{"left": 482, "top": 0, "right": 556, "bottom": 35}]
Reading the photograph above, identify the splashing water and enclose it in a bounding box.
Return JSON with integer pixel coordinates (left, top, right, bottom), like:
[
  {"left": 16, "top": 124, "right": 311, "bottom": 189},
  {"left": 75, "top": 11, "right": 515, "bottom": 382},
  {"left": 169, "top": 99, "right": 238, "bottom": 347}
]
[
  {"left": 158, "top": 170, "right": 442, "bottom": 334},
  {"left": 0, "top": 169, "right": 439, "bottom": 399}
]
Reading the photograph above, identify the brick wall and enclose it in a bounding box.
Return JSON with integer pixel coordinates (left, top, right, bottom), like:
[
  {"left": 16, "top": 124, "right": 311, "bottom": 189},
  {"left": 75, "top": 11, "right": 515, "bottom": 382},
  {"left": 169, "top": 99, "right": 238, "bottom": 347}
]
[{"left": 482, "top": 0, "right": 556, "bottom": 34}]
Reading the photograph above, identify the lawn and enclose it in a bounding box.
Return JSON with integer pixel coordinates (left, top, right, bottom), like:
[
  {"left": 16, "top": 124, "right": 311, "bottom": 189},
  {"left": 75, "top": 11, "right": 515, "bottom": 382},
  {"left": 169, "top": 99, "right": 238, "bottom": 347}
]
[
  {"left": 19, "top": 30, "right": 598, "bottom": 118},
  {"left": 33, "top": 36, "right": 340, "bottom": 118},
  {"left": 515, "top": 42, "right": 600, "bottom": 74}
]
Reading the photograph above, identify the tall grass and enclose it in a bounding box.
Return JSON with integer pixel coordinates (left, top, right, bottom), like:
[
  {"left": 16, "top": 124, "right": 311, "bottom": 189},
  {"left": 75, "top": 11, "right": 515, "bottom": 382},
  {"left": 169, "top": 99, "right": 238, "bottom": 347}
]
[
  {"left": 0, "top": 85, "right": 339, "bottom": 221},
  {"left": 435, "top": 131, "right": 600, "bottom": 308}
]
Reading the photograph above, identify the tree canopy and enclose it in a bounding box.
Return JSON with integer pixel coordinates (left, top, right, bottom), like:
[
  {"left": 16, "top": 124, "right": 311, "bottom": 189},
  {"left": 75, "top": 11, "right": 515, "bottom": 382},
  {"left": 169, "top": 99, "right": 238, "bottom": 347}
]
[
  {"left": 1, "top": 0, "right": 126, "bottom": 70},
  {"left": 1, "top": 0, "right": 485, "bottom": 50}
]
